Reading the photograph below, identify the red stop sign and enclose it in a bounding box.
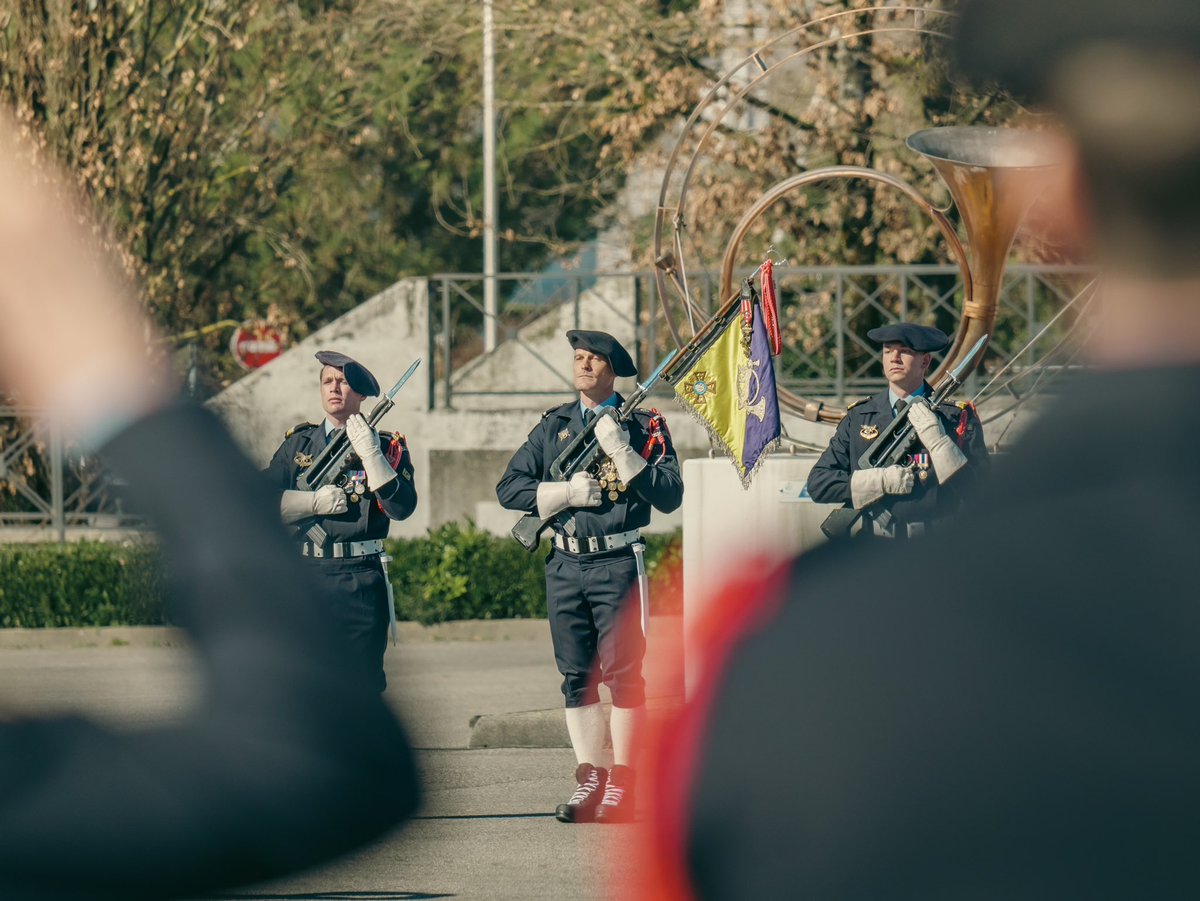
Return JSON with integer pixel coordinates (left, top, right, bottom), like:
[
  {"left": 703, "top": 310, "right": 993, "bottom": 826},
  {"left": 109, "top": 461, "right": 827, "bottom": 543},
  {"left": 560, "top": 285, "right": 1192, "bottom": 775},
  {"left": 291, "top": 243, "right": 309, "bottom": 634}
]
[{"left": 230, "top": 322, "right": 285, "bottom": 369}]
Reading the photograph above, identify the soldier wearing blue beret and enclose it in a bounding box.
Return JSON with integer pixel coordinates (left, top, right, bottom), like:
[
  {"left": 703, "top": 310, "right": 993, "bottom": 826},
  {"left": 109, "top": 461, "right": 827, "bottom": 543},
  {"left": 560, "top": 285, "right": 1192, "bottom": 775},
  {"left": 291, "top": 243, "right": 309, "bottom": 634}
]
[
  {"left": 806, "top": 323, "right": 989, "bottom": 537},
  {"left": 496, "top": 329, "right": 683, "bottom": 824},
  {"left": 264, "top": 351, "right": 418, "bottom": 692}
]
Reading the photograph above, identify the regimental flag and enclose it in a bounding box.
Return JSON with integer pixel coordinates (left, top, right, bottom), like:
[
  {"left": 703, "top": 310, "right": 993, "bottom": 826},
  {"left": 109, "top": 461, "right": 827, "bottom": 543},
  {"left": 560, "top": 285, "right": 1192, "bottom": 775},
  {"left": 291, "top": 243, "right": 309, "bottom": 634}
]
[{"left": 674, "top": 301, "right": 781, "bottom": 488}]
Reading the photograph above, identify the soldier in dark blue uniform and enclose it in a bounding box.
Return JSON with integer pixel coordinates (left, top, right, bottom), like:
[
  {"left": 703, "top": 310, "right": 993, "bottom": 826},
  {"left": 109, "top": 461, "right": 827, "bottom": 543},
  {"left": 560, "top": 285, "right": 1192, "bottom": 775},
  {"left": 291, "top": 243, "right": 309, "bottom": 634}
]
[
  {"left": 496, "top": 330, "right": 683, "bottom": 824},
  {"left": 265, "top": 351, "right": 417, "bottom": 692},
  {"left": 807, "top": 323, "right": 988, "bottom": 538}
]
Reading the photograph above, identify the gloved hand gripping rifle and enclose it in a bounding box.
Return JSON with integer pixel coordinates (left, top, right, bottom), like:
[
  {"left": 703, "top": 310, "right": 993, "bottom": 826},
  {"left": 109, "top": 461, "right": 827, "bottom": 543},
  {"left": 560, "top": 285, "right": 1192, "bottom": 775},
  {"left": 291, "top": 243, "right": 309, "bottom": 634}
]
[
  {"left": 819, "top": 335, "right": 987, "bottom": 540},
  {"left": 296, "top": 357, "right": 421, "bottom": 546}
]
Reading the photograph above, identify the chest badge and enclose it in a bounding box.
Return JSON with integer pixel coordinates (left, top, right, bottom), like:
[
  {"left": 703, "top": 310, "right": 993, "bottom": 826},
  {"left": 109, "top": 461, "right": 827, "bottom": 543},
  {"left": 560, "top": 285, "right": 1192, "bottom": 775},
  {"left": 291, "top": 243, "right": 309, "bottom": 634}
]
[
  {"left": 859, "top": 424, "right": 879, "bottom": 440},
  {"left": 913, "top": 452, "right": 931, "bottom": 482},
  {"left": 557, "top": 427, "right": 571, "bottom": 443},
  {"left": 294, "top": 451, "right": 314, "bottom": 469}
]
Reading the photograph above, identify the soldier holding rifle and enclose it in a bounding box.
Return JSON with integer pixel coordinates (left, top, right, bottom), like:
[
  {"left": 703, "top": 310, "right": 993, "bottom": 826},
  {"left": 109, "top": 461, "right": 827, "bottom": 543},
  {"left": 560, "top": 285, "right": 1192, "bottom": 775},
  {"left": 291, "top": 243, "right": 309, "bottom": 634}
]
[
  {"left": 807, "top": 323, "right": 988, "bottom": 538},
  {"left": 265, "top": 350, "right": 417, "bottom": 693},
  {"left": 496, "top": 329, "right": 683, "bottom": 824}
]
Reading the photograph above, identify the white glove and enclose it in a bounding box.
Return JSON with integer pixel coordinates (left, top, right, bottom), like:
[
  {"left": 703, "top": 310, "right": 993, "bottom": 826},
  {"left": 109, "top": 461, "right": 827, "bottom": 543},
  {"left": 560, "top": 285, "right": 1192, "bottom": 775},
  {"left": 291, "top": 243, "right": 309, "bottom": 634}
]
[
  {"left": 594, "top": 412, "right": 647, "bottom": 484},
  {"left": 536, "top": 471, "right": 602, "bottom": 519},
  {"left": 849, "top": 465, "right": 914, "bottom": 510},
  {"left": 346, "top": 413, "right": 396, "bottom": 491},
  {"left": 279, "top": 486, "right": 348, "bottom": 524},
  {"left": 908, "top": 400, "right": 968, "bottom": 482}
]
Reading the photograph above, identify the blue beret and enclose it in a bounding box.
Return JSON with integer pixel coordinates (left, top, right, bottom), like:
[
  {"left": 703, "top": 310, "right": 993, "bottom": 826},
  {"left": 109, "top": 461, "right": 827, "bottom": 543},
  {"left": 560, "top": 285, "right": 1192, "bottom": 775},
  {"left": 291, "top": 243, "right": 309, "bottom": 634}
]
[
  {"left": 314, "top": 350, "right": 380, "bottom": 397},
  {"left": 866, "top": 324, "right": 950, "bottom": 353},
  {"left": 566, "top": 330, "right": 637, "bottom": 378}
]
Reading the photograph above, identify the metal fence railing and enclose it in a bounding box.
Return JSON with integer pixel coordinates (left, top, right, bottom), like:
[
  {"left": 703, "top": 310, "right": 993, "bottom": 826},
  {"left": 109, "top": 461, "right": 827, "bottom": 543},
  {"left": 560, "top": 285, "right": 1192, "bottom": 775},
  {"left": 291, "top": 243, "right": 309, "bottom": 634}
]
[
  {"left": 0, "top": 406, "right": 140, "bottom": 540},
  {"left": 429, "top": 264, "right": 1092, "bottom": 409}
]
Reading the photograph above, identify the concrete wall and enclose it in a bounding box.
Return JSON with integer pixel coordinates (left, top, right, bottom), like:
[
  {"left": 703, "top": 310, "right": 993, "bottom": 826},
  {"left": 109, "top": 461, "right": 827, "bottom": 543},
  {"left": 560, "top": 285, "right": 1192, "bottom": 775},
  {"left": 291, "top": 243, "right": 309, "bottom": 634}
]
[
  {"left": 446, "top": 275, "right": 641, "bottom": 411},
  {"left": 209, "top": 278, "right": 432, "bottom": 467},
  {"left": 680, "top": 453, "right": 839, "bottom": 691}
]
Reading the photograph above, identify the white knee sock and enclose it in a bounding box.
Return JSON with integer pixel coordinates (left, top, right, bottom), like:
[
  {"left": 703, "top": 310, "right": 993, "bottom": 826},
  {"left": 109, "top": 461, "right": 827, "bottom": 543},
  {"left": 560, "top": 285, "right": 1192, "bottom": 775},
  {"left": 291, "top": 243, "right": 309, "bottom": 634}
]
[
  {"left": 609, "top": 704, "right": 644, "bottom": 768},
  {"left": 564, "top": 703, "right": 606, "bottom": 766}
]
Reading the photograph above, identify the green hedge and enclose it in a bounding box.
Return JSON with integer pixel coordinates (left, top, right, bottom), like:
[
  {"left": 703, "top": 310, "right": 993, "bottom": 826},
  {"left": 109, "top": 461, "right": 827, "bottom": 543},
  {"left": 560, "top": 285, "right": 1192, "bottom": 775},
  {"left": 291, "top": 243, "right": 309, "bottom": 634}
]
[
  {"left": 0, "top": 541, "right": 166, "bottom": 627},
  {"left": 384, "top": 522, "right": 682, "bottom": 624},
  {"left": 0, "top": 525, "right": 684, "bottom": 627}
]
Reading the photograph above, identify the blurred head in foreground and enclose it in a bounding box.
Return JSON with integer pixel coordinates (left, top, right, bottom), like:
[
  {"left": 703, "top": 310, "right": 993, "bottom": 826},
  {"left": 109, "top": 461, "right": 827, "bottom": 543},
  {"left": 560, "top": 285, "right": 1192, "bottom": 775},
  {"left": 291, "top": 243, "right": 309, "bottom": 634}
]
[
  {"left": 956, "top": 0, "right": 1200, "bottom": 367},
  {"left": 622, "top": 2, "right": 1200, "bottom": 899}
]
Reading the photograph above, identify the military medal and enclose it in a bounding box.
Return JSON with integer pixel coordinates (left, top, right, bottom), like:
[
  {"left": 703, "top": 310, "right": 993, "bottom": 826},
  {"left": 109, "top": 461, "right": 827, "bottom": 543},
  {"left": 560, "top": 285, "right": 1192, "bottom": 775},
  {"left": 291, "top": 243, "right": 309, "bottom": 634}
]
[
  {"left": 596, "top": 456, "right": 627, "bottom": 502},
  {"left": 860, "top": 424, "right": 879, "bottom": 440},
  {"left": 914, "top": 452, "right": 931, "bottom": 482},
  {"left": 294, "top": 451, "right": 314, "bottom": 468},
  {"left": 557, "top": 427, "right": 571, "bottom": 443}
]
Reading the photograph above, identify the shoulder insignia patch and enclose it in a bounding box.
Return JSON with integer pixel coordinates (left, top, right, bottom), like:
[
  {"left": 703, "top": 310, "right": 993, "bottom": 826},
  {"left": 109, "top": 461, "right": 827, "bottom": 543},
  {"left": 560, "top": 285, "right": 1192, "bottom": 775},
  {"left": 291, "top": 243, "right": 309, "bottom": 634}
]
[
  {"left": 285, "top": 421, "right": 318, "bottom": 439},
  {"left": 846, "top": 398, "right": 870, "bottom": 411}
]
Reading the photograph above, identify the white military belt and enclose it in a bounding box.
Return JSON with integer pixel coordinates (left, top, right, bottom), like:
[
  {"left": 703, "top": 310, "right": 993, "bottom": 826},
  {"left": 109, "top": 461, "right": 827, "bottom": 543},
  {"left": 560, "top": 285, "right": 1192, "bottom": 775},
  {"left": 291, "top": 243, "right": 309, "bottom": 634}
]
[
  {"left": 553, "top": 529, "right": 641, "bottom": 555},
  {"left": 302, "top": 538, "right": 384, "bottom": 559},
  {"left": 870, "top": 520, "right": 933, "bottom": 539}
]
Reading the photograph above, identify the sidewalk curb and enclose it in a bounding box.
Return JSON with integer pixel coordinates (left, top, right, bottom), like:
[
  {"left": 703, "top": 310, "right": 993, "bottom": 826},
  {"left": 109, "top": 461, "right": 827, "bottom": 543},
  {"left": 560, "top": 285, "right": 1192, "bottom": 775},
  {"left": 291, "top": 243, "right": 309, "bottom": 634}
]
[
  {"left": 468, "top": 696, "right": 682, "bottom": 750},
  {"left": 0, "top": 618, "right": 554, "bottom": 650}
]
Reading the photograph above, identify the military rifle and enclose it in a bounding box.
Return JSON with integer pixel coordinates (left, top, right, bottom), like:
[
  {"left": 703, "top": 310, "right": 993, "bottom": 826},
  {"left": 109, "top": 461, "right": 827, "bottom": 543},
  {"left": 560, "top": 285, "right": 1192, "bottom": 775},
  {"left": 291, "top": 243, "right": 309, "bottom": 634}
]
[
  {"left": 298, "top": 357, "right": 421, "bottom": 545},
  {"left": 510, "top": 267, "right": 772, "bottom": 552},
  {"left": 819, "top": 334, "right": 987, "bottom": 540}
]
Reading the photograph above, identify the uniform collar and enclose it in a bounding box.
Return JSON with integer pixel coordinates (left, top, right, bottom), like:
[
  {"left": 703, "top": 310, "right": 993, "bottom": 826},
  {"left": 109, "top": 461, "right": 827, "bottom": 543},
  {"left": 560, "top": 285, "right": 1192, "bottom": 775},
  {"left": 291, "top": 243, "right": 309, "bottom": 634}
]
[
  {"left": 887, "top": 382, "right": 930, "bottom": 411},
  {"left": 579, "top": 393, "right": 619, "bottom": 420}
]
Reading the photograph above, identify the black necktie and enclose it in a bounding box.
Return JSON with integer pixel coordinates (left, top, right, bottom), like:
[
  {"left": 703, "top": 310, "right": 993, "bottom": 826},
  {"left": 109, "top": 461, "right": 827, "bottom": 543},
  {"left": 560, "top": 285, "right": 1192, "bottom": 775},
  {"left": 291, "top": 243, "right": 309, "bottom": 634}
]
[{"left": 582, "top": 409, "right": 595, "bottom": 428}]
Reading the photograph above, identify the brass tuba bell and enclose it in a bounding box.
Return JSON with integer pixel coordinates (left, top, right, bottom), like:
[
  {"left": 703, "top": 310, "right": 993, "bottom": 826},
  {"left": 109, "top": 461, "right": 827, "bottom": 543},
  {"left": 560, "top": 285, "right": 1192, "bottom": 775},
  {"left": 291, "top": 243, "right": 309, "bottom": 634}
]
[
  {"left": 713, "top": 125, "right": 1063, "bottom": 418},
  {"left": 904, "top": 126, "right": 1061, "bottom": 384}
]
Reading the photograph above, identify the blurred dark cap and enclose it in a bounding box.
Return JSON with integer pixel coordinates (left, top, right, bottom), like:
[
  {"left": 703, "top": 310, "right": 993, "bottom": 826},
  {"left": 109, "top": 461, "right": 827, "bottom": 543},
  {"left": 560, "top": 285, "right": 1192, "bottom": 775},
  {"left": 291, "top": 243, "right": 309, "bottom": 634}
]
[
  {"left": 867, "top": 323, "right": 949, "bottom": 353},
  {"left": 566, "top": 329, "right": 637, "bottom": 378},
  {"left": 953, "top": 0, "right": 1200, "bottom": 101},
  {"left": 315, "top": 350, "right": 380, "bottom": 397},
  {"left": 954, "top": 0, "right": 1200, "bottom": 276}
]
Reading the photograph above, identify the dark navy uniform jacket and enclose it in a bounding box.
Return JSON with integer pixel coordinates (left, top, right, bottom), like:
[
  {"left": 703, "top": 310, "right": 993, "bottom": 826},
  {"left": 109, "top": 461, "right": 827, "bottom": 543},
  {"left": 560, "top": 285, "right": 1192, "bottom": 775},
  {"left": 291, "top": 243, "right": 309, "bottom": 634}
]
[
  {"left": 265, "top": 422, "right": 418, "bottom": 540},
  {"left": 496, "top": 398, "right": 684, "bottom": 535},
  {"left": 806, "top": 385, "right": 988, "bottom": 525},
  {"left": 651, "top": 366, "right": 1200, "bottom": 900}
]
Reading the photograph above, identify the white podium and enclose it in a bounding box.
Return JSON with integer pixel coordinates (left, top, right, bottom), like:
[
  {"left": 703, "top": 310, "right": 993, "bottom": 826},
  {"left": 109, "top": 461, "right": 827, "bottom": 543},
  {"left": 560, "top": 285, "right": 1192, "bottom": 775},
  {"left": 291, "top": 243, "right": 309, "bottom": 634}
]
[{"left": 680, "top": 454, "right": 839, "bottom": 693}]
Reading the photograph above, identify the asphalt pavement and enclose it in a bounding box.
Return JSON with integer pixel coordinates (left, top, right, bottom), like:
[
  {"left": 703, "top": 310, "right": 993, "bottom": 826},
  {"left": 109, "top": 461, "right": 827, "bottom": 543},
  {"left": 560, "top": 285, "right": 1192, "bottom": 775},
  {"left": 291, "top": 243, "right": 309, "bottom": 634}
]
[{"left": 0, "top": 617, "right": 683, "bottom": 900}]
